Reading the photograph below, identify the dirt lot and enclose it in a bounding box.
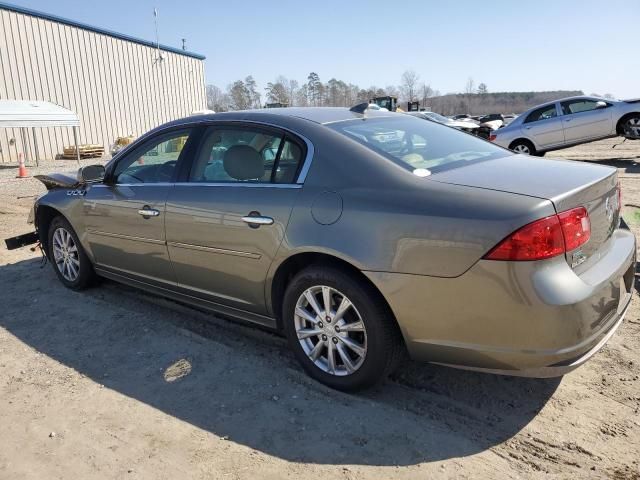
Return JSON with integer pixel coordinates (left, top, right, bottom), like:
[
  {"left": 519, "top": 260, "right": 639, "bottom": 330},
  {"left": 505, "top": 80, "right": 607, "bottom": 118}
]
[{"left": 1, "top": 138, "right": 639, "bottom": 479}]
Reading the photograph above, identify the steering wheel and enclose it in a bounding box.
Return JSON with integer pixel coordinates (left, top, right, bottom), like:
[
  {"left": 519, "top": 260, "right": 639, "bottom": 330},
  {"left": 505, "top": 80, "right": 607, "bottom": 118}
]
[
  {"left": 398, "top": 134, "right": 414, "bottom": 156},
  {"left": 157, "top": 161, "right": 177, "bottom": 181}
]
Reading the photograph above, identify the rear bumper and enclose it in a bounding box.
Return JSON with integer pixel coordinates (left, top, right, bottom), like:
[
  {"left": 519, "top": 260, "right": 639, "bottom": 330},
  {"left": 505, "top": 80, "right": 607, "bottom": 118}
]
[
  {"left": 365, "top": 228, "right": 636, "bottom": 377},
  {"left": 433, "top": 296, "right": 630, "bottom": 377}
]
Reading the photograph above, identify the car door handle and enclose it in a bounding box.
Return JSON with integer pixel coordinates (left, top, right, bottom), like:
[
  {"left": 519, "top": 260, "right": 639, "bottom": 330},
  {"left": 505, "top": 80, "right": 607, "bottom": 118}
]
[
  {"left": 242, "top": 215, "right": 274, "bottom": 226},
  {"left": 138, "top": 207, "right": 160, "bottom": 217},
  {"left": 564, "top": 118, "right": 572, "bottom": 122}
]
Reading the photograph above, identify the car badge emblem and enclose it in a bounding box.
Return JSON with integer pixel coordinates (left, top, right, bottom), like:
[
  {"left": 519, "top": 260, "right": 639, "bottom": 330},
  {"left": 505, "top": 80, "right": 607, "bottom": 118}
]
[
  {"left": 605, "top": 197, "right": 613, "bottom": 222},
  {"left": 571, "top": 249, "right": 587, "bottom": 268}
]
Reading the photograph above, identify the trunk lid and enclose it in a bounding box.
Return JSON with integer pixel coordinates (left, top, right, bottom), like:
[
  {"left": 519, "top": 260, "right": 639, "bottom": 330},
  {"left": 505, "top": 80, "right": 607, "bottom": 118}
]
[{"left": 431, "top": 154, "right": 619, "bottom": 264}]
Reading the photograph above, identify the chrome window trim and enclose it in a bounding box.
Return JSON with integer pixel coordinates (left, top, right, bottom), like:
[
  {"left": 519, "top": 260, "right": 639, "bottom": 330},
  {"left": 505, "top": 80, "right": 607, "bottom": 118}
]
[
  {"left": 91, "top": 183, "right": 174, "bottom": 188},
  {"left": 91, "top": 183, "right": 302, "bottom": 189},
  {"left": 109, "top": 119, "right": 315, "bottom": 185},
  {"left": 173, "top": 182, "right": 302, "bottom": 189}
]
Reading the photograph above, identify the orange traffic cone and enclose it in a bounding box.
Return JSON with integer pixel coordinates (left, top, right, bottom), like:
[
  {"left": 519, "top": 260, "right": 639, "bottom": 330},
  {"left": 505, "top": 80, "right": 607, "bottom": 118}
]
[{"left": 16, "top": 153, "right": 29, "bottom": 178}]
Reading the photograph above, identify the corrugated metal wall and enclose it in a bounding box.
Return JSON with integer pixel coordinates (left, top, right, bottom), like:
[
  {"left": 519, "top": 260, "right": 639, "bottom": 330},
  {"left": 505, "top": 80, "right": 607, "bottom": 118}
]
[{"left": 0, "top": 7, "right": 206, "bottom": 163}]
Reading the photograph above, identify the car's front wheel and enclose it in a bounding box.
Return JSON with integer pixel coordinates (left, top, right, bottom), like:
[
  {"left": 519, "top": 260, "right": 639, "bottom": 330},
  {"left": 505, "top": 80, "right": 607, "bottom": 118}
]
[
  {"left": 48, "top": 216, "right": 96, "bottom": 290},
  {"left": 283, "top": 266, "right": 403, "bottom": 391}
]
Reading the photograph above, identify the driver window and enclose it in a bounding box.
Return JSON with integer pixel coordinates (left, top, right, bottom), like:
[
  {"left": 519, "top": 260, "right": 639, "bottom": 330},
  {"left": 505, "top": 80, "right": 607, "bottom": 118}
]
[{"left": 113, "top": 129, "right": 191, "bottom": 184}]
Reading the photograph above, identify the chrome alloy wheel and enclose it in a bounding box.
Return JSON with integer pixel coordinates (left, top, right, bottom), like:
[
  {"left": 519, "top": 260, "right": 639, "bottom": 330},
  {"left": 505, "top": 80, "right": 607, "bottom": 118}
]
[
  {"left": 52, "top": 227, "right": 80, "bottom": 282},
  {"left": 513, "top": 143, "right": 531, "bottom": 154},
  {"left": 294, "top": 285, "right": 367, "bottom": 376}
]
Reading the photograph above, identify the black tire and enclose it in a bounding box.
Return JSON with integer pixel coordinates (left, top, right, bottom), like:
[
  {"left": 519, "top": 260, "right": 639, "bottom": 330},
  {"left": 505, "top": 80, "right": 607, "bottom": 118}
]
[
  {"left": 509, "top": 139, "right": 537, "bottom": 156},
  {"left": 47, "top": 216, "right": 96, "bottom": 290},
  {"left": 282, "top": 265, "right": 404, "bottom": 392},
  {"left": 618, "top": 113, "right": 640, "bottom": 138}
]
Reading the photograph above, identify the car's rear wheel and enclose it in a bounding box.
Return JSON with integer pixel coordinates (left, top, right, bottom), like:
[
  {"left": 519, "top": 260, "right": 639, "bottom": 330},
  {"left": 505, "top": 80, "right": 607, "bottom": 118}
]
[
  {"left": 621, "top": 114, "right": 640, "bottom": 138},
  {"left": 283, "top": 266, "right": 403, "bottom": 391},
  {"left": 510, "top": 139, "right": 536, "bottom": 156},
  {"left": 48, "top": 216, "right": 95, "bottom": 290}
]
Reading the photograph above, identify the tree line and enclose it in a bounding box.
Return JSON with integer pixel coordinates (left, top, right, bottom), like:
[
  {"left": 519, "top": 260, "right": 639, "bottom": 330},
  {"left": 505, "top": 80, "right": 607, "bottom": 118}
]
[{"left": 206, "top": 70, "right": 614, "bottom": 115}]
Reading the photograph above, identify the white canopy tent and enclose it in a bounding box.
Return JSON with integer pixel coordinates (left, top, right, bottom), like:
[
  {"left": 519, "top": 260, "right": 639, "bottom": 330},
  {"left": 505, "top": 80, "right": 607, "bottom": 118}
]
[{"left": 0, "top": 100, "right": 81, "bottom": 165}]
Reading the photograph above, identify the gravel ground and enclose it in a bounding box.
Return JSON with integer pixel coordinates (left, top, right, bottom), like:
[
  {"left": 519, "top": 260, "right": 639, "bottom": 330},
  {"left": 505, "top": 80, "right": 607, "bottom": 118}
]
[{"left": 0, "top": 138, "right": 639, "bottom": 479}]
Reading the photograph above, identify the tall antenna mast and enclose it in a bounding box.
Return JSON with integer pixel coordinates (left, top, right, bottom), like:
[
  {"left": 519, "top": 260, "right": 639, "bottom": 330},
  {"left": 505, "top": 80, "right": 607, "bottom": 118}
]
[{"left": 153, "top": 8, "right": 164, "bottom": 63}]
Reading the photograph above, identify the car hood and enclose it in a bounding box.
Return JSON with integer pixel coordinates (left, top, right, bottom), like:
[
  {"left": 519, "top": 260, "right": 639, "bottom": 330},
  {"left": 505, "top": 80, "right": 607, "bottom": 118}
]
[
  {"left": 34, "top": 172, "right": 80, "bottom": 190},
  {"left": 430, "top": 154, "right": 616, "bottom": 210}
]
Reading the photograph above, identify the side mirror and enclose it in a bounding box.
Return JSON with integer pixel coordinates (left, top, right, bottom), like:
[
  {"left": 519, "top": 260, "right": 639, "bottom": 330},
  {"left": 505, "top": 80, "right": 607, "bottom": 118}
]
[
  {"left": 596, "top": 101, "right": 608, "bottom": 109},
  {"left": 78, "top": 164, "right": 105, "bottom": 183}
]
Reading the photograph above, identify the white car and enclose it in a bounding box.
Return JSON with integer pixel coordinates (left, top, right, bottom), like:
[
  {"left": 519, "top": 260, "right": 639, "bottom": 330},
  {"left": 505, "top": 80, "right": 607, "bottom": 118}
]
[
  {"left": 409, "top": 111, "right": 480, "bottom": 133},
  {"left": 490, "top": 96, "right": 640, "bottom": 156}
]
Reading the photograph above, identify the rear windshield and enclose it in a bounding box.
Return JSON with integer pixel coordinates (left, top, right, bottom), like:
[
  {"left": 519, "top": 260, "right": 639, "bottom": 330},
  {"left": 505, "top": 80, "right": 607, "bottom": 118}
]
[{"left": 328, "top": 115, "right": 511, "bottom": 174}]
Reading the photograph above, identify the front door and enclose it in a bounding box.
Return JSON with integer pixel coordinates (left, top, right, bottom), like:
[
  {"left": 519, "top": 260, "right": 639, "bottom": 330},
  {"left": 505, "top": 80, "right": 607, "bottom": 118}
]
[
  {"left": 165, "top": 124, "right": 306, "bottom": 315},
  {"left": 84, "top": 127, "right": 195, "bottom": 287},
  {"left": 521, "top": 103, "right": 564, "bottom": 149}
]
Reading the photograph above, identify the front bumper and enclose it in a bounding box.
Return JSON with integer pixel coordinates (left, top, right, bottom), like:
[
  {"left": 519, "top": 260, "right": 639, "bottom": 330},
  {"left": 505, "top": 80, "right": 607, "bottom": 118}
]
[{"left": 365, "top": 228, "right": 636, "bottom": 377}]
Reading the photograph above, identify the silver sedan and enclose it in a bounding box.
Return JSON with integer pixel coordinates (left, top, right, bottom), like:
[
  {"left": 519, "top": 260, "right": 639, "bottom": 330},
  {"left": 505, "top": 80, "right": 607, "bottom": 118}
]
[{"left": 491, "top": 96, "right": 640, "bottom": 155}]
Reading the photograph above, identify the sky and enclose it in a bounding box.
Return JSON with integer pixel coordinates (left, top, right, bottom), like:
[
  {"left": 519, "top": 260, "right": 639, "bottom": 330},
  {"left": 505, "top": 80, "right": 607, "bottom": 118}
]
[{"left": 7, "top": 0, "right": 640, "bottom": 98}]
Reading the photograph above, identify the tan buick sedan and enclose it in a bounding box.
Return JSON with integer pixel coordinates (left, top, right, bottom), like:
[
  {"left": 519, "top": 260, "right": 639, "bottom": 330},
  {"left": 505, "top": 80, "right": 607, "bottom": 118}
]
[{"left": 8, "top": 106, "right": 635, "bottom": 391}]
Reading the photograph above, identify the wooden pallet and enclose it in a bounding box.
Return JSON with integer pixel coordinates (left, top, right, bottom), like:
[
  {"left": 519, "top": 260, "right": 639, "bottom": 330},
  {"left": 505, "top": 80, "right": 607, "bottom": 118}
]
[{"left": 62, "top": 144, "right": 104, "bottom": 159}]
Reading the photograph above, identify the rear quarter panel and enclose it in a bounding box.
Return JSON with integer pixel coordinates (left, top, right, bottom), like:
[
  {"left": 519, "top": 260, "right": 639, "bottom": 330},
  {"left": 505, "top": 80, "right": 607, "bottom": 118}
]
[{"left": 269, "top": 126, "right": 556, "bottom": 279}]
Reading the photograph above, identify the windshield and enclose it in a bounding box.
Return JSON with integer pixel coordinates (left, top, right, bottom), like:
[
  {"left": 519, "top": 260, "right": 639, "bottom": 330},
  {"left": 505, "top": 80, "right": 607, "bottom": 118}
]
[{"left": 329, "top": 116, "right": 511, "bottom": 174}]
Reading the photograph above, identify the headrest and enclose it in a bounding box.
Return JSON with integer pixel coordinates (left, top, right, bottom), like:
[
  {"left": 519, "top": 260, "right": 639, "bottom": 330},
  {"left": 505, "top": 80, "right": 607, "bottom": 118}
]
[{"left": 223, "top": 145, "right": 264, "bottom": 180}]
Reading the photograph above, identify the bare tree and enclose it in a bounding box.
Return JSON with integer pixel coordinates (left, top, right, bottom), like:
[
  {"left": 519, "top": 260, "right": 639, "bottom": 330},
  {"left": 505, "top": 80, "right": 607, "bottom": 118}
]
[
  {"left": 400, "top": 70, "right": 420, "bottom": 102},
  {"left": 420, "top": 83, "right": 434, "bottom": 107},
  {"left": 385, "top": 85, "right": 400, "bottom": 98},
  {"left": 206, "top": 84, "right": 231, "bottom": 111},
  {"left": 477, "top": 83, "right": 488, "bottom": 95},
  {"left": 464, "top": 77, "right": 476, "bottom": 94},
  {"left": 288, "top": 81, "right": 297, "bottom": 106}
]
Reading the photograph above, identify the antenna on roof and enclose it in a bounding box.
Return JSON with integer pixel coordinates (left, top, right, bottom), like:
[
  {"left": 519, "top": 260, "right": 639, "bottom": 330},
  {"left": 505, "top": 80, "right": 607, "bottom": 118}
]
[
  {"left": 153, "top": 8, "right": 165, "bottom": 64},
  {"left": 349, "top": 102, "right": 369, "bottom": 115}
]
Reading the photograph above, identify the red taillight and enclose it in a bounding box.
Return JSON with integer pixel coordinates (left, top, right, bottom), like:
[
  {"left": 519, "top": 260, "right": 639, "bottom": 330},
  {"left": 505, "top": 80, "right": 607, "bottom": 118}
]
[
  {"left": 484, "top": 207, "right": 590, "bottom": 261},
  {"left": 558, "top": 207, "right": 590, "bottom": 251},
  {"left": 484, "top": 215, "right": 564, "bottom": 261},
  {"left": 489, "top": 134, "right": 497, "bottom": 142}
]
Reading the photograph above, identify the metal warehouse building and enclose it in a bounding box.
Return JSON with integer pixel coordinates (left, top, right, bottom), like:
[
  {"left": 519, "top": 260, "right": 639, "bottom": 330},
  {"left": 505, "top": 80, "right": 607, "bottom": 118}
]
[{"left": 0, "top": 2, "right": 206, "bottom": 164}]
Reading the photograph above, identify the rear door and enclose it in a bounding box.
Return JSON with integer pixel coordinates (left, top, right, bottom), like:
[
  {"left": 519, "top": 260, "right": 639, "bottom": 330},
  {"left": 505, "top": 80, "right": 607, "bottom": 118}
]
[
  {"left": 84, "top": 127, "right": 196, "bottom": 287},
  {"left": 165, "top": 123, "right": 308, "bottom": 315},
  {"left": 521, "top": 103, "right": 564, "bottom": 149},
  {"left": 560, "top": 99, "right": 614, "bottom": 142}
]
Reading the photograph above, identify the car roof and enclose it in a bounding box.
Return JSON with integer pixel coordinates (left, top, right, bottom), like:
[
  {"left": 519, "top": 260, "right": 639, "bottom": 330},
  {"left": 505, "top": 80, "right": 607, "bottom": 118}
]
[{"left": 182, "top": 107, "right": 398, "bottom": 126}]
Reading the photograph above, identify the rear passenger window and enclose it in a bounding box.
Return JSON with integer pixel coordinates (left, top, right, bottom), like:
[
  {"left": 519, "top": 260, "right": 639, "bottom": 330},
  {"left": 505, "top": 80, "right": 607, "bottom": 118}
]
[
  {"left": 524, "top": 105, "right": 557, "bottom": 124},
  {"left": 189, "top": 127, "right": 304, "bottom": 184},
  {"left": 274, "top": 140, "right": 303, "bottom": 183}
]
